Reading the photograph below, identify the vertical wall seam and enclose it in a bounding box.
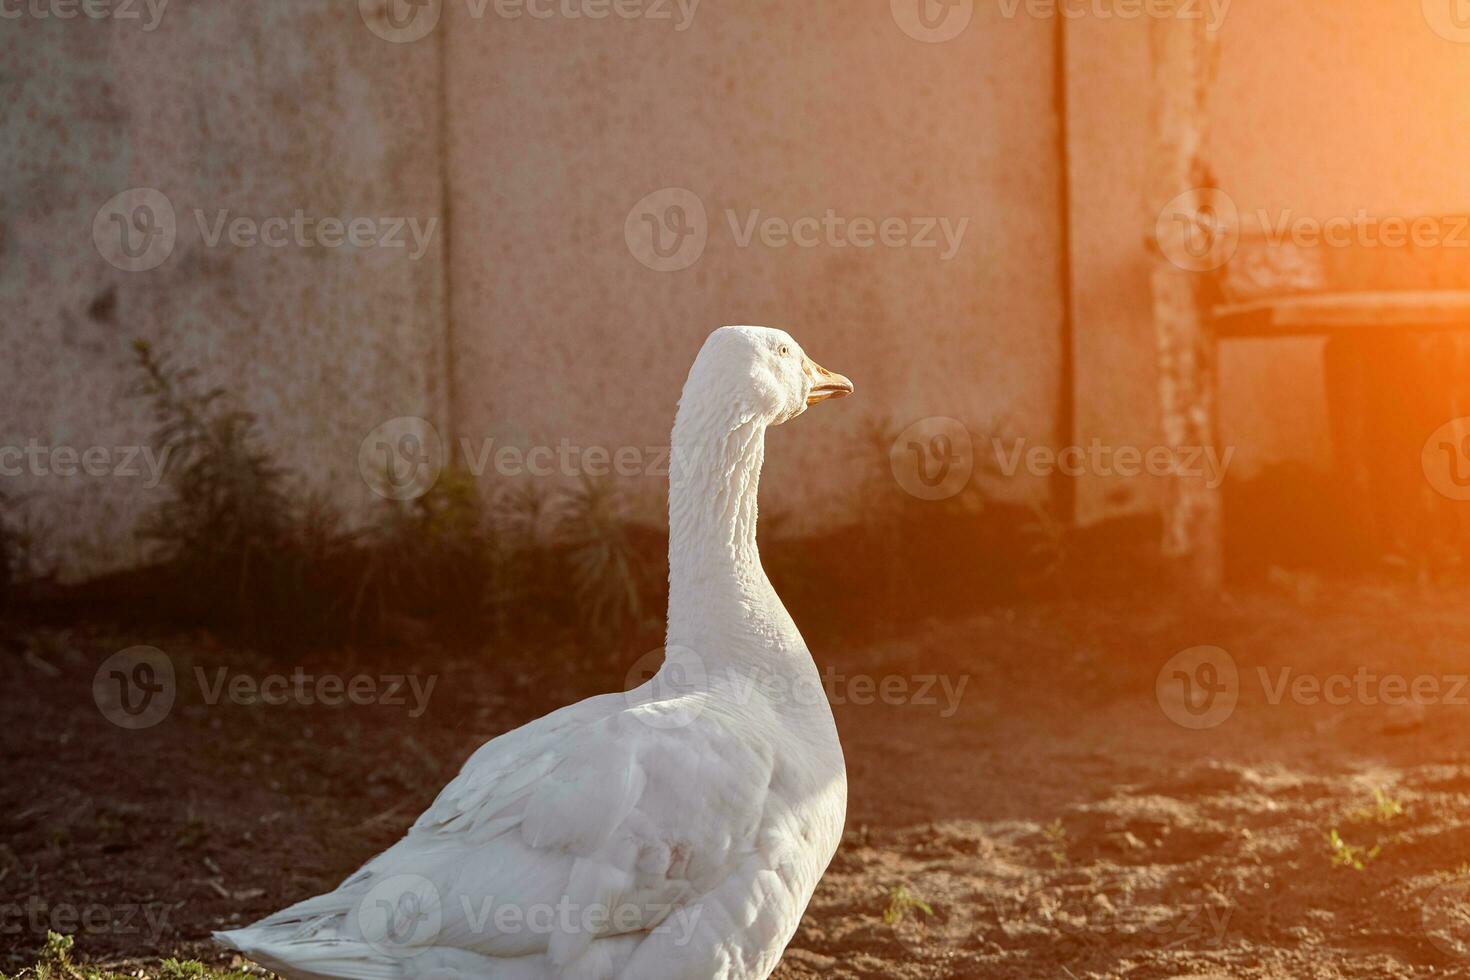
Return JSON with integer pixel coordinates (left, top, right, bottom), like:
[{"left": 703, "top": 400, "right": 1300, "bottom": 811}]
[
  {"left": 436, "top": 16, "right": 458, "bottom": 465},
  {"left": 1052, "top": 14, "right": 1078, "bottom": 524}
]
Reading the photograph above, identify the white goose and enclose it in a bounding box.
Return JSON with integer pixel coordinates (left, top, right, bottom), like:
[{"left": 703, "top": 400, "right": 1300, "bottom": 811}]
[{"left": 217, "top": 326, "right": 854, "bottom": 979}]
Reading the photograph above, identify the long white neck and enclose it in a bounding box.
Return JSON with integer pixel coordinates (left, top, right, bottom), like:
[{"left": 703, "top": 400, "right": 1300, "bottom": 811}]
[{"left": 665, "top": 395, "right": 781, "bottom": 654}]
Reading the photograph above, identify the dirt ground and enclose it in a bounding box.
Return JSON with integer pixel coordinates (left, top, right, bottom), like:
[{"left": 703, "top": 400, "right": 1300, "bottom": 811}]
[{"left": 5, "top": 582, "right": 1470, "bottom": 979}]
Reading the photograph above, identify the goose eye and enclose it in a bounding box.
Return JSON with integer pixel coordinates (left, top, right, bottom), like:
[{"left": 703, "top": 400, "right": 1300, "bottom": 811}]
[{"left": 778, "top": 344, "right": 791, "bottom": 357}]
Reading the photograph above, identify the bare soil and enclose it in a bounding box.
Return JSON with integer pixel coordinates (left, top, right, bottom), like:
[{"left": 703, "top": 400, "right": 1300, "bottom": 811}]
[{"left": 5, "top": 583, "right": 1470, "bottom": 979}]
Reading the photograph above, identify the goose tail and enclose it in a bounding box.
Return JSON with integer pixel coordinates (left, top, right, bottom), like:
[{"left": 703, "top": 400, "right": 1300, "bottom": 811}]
[
  {"left": 213, "top": 879, "right": 406, "bottom": 980},
  {"left": 214, "top": 899, "right": 551, "bottom": 980}
]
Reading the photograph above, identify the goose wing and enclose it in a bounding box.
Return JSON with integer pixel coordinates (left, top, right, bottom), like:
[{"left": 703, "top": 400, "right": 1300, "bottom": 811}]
[{"left": 270, "top": 689, "right": 783, "bottom": 975}]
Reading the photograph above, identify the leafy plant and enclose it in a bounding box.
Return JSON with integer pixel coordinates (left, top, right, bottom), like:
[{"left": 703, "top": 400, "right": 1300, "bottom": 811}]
[
  {"left": 883, "top": 884, "right": 935, "bottom": 926},
  {"left": 0, "top": 486, "right": 22, "bottom": 603},
  {"left": 1347, "top": 788, "right": 1405, "bottom": 825},
  {"left": 353, "top": 467, "right": 493, "bottom": 638},
  {"left": 128, "top": 340, "right": 297, "bottom": 629},
  {"left": 1042, "top": 818, "right": 1070, "bottom": 867},
  {"left": 1, "top": 931, "right": 261, "bottom": 980},
  {"left": 1326, "top": 828, "right": 1380, "bottom": 870},
  {"left": 483, "top": 480, "right": 560, "bottom": 635},
  {"left": 158, "top": 959, "right": 257, "bottom": 980},
  {"left": 553, "top": 477, "right": 654, "bottom": 644},
  {"left": 0, "top": 488, "right": 50, "bottom": 604},
  {"left": 1020, "top": 500, "right": 1070, "bottom": 593}
]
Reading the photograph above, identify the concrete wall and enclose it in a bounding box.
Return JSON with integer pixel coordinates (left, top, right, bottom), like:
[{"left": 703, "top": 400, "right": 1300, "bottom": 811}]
[
  {"left": 1, "top": 1, "right": 448, "bottom": 577},
  {"left": 442, "top": 0, "right": 1066, "bottom": 527},
  {"left": 11, "top": 0, "right": 1470, "bottom": 574}
]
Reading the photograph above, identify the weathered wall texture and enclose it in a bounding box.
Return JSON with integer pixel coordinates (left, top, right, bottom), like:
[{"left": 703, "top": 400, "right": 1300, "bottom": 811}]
[
  {"left": 1067, "top": 2, "right": 1470, "bottom": 526},
  {"left": 1, "top": 1, "right": 448, "bottom": 577},
  {"left": 442, "top": 0, "right": 1065, "bottom": 528},
  {"left": 11, "top": 1, "right": 1470, "bottom": 574}
]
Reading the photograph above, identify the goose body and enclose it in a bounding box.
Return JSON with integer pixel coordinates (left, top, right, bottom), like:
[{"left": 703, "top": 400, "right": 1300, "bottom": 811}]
[{"left": 217, "top": 326, "right": 854, "bottom": 979}]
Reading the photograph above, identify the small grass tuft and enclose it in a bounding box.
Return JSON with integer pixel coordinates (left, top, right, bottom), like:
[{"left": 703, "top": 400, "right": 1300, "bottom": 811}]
[
  {"left": 883, "top": 884, "right": 935, "bottom": 926},
  {"left": 1347, "top": 788, "right": 1405, "bottom": 825},
  {"left": 1326, "top": 828, "right": 1380, "bottom": 870},
  {"left": 157, "top": 959, "right": 257, "bottom": 980},
  {"left": 0, "top": 932, "right": 263, "bottom": 980},
  {"left": 1042, "top": 818, "right": 1069, "bottom": 867}
]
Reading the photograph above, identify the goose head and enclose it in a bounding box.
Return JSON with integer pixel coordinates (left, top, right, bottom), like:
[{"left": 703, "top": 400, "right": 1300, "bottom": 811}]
[{"left": 684, "top": 325, "right": 854, "bottom": 427}]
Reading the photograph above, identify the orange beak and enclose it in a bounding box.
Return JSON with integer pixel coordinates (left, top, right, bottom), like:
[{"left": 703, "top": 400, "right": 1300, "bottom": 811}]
[{"left": 804, "top": 356, "right": 855, "bottom": 406}]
